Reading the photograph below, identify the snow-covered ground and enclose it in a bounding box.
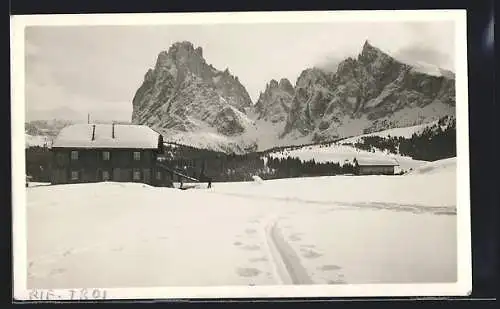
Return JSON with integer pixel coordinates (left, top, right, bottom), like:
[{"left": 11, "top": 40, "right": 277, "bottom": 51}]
[
  {"left": 409, "top": 157, "right": 456, "bottom": 176},
  {"left": 27, "top": 158, "right": 457, "bottom": 289}
]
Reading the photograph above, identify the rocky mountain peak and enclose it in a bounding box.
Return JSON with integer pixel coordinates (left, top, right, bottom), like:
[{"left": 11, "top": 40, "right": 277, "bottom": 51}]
[
  {"left": 168, "top": 41, "right": 195, "bottom": 53},
  {"left": 131, "top": 41, "right": 255, "bottom": 152},
  {"left": 144, "top": 68, "right": 155, "bottom": 82},
  {"left": 269, "top": 79, "right": 279, "bottom": 89},
  {"left": 254, "top": 77, "right": 296, "bottom": 123},
  {"left": 282, "top": 40, "right": 456, "bottom": 142},
  {"left": 358, "top": 39, "right": 392, "bottom": 65},
  {"left": 296, "top": 67, "right": 331, "bottom": 89},
  {"left": 362, "top": 39, "right": 372, "bottom": 50},
  {"left": 278, "top": 78, "right": 294, "bottom": 95}
]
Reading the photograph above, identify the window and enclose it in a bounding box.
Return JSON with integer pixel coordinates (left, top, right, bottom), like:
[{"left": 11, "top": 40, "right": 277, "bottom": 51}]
[
  {"left": 133, "top": 169, "right": 141, "bottom": 181},
  {"left": 71, "top": 171, "right": 79, "bottom": 180},
  {"left": 102, "top": 170, "right": 110, "bottom": 181},
  {"left": 55, "top": 153, "right": 66, "bottom": 165},
  {"left": 156, "top": 171, "right": 161, "bottom": 180},
  {"left": 133, "top": 151, "right": 141, "bottom": 161},
  {"left": 71, "top": 151, "right": 79, "bottom": 160},
  {"left": 102, "top": 151, "right": 110, "bottom": 161}
]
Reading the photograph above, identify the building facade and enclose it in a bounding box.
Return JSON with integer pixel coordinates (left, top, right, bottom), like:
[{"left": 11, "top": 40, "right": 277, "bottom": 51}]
[
  {"left": 353, "top": 157, "right": 399, "bottom": 175},
  {"left": 357, "top": 164, "right": 396, "bottom": 175},
  {"left": 50, "top": 123, "right": 173, "bottom": 186}
]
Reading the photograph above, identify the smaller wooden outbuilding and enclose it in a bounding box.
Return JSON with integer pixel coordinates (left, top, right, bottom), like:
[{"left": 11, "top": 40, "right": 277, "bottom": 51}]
[{"left": 353, "top": 157, "right": 399, "bottom": 175}]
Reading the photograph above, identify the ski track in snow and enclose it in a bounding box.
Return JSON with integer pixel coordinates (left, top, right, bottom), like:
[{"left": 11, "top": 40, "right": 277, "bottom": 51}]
[
  {"left": 266, "top": 218, "right": 314, "bottom": 285},
  {"left": 205, "top": 191, "right": 456, "bottom": 215},
  {"left": 206, "top": 187, "right": 456, "bottom": 285}
]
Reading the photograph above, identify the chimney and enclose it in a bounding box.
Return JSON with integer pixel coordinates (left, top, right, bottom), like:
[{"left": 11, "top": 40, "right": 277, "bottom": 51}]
[
  {"left": 112, "top": 122, "right": 115, "bottom": 139},
  {"left": 87, "top": 113, "right": 90, "bottom": 124},
  {"left": 92, "top": 124, "right": 96, "bottom": 141}
]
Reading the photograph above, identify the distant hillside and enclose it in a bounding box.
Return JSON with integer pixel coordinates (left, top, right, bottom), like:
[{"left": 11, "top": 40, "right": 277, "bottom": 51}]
[
  {"left": 25, "top": 119, "right": 73, "bottom": 137},
  {"left": 341, "top": 115, "right": 456, "bottom": 161}
]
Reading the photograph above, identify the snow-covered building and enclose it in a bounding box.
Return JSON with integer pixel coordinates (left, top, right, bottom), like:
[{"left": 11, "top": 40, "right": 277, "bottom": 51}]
[
  {"left": 50, "top": 123, "right": 174, "bottom": 186},
  {"left": 353, "top": 157, "right": 399, "bottom": 175}
]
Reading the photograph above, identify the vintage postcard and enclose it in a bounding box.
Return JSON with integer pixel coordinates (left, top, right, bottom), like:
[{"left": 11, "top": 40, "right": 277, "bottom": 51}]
[{"left": 11, "top": 10, "right": 471, "bottom": 301}]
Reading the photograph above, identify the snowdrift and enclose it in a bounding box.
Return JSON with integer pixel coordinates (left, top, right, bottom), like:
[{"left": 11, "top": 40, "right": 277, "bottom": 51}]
[
  {"left": 252, "top": 175, "right": 264, "bottom": 184},
  {"left": 408, "top": 157, "right": 456, "bottom": 175}
]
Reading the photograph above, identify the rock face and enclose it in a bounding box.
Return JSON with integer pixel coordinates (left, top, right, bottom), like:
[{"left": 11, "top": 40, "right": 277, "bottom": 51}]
[
  {"left": 132, "top": 40, "right": 455, "bottom": 153},
  {"left": 131, "top": 41, "right": 255, "bottom": 152},
  {"left": 253, "top": 78, "right": 294, "bottom": 123},
  {"left": 276, "top": 40, "right": 455, "bottom": 142}
]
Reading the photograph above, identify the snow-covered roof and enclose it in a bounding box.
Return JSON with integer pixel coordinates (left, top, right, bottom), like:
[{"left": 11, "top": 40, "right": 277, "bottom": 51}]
[
  {"left": 355, "top": 157, "right": 399, "bottom": 166},
  {"left": 52, "top": 124, "right": 161, "bottom": 149}
]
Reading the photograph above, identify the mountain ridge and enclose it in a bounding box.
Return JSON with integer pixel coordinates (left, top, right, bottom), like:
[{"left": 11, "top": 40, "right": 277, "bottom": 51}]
[{"left": 125, "top": 40, "right": 454, "bottom": 153}]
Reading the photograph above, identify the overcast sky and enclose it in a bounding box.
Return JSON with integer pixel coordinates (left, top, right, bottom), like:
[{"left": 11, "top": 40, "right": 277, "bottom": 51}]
[{"left": 25, "top": 20, "right": 455, "bottom": 122}]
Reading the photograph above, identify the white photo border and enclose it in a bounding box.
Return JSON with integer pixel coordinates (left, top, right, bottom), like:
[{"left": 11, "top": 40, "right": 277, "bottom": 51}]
[{"left": 11, "top": 9, "right": 471, "bottom": 300}]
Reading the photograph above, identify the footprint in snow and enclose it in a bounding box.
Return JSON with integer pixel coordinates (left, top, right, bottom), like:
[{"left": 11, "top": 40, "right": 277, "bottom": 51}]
[
  {"left": 249, "top": 256, "right": 268, "bottom": 263},
  {"left": 301, "top": 244, "right": 316, "bottom": 249},
  {"left": 327, "top": 278, "right": 347, "bottom": 284},
  {"left": 49, "top": 268, "right": 66, "bottom": 276},
  {"left": 319, "top": 264, "right": 342, "bottom": 271},
  {"left": 301, "top": 248, "right": 323, "bottom": 259},
  {"left": 245, "top": 228, "right": 257, "bottom": 235},
  {"left": 241, "top": 244, "right": 261, "bottom": 251},
  {"left": 236, "top": 267, "right": 261, "bottom": 278},
  {"left": 289, "top": 233, "right": 302, "bottom": 242}
]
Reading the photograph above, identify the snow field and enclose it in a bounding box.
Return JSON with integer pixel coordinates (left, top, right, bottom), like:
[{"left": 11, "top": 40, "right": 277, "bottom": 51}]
[
  {"left": 27, "top": 159, "right": 457, "bottom": 289},
  {"left": 28, "top": 183, "right": 282, "bottom": 288}
]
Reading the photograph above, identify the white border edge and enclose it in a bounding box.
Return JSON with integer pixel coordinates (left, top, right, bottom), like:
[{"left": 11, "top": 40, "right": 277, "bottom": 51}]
[
  {"left": 11, "top": 15, "right": 29, "bottom": 300},
  {"left": 11, "top": 10, "right": 471, "bottom": 300}
]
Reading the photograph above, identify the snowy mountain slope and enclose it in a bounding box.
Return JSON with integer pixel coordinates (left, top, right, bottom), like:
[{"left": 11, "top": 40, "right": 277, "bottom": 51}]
[
  {"left": 163, "top": 129, "right": 258, "bottom": 154},
  {"left": 264, "top": 143, "right": 427, "bottom": 173},
  {"left": 25, "top": 134, "right": 52, "bottom": 148},
  {"left": 25, "top": 119, "right": 73, "bottom": 137},
  {"left": 258, "top": 118, "right": 455, "bottom": 170},
  {"left": 341, "top": 119, "right": 441, "bottom": 143}
]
